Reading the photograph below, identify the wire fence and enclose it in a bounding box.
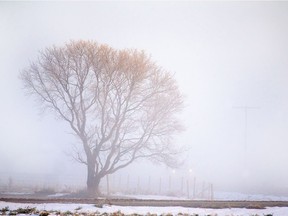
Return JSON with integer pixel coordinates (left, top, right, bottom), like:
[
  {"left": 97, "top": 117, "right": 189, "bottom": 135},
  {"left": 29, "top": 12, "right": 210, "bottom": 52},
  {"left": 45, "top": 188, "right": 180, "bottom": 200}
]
[
  {"left": 0, "top": 172, "right": 214, "bottom": 200},
  {"left": 102, "top": 173, "right": 213, "bottom": 200}
]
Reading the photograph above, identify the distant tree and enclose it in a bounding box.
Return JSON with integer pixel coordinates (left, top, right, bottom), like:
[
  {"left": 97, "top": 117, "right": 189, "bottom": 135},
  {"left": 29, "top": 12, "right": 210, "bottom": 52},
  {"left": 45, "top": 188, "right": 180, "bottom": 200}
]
[{"left": 20, "top": 40, "right": 184, "bottom": 196}]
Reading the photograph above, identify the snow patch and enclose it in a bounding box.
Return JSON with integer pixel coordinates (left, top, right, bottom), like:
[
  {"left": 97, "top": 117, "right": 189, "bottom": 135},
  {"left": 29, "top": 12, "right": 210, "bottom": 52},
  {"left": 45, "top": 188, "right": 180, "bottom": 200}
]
[
  {"left": 47, "top": 193, "right": 69, "bottom": 197},
  {"left": 0, "top": 201, "right": 287, "bottom": 216}
]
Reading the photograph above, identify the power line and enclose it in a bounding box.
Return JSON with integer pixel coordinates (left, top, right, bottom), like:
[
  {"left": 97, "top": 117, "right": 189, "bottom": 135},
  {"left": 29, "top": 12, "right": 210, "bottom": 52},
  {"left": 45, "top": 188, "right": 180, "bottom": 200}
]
[{"left": 233, "top": 106, "right": 260, "bottom": 153}]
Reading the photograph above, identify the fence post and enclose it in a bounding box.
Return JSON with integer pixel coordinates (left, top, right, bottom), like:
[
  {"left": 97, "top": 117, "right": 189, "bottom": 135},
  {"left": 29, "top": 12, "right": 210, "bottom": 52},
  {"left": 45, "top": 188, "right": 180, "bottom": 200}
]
[
  {"left": 126, "top": 175, "right": 130, "bottom": 193},
  {"left": 8, "top": 177, "right": 13, "bottom": 191},
  {"left": 159, "top": 177, "right": 162, "bottom": 195},
  {"left": 137, "top": 176, "right": 140, "bottom": 193},
  {"left": 106, "top": 175, "right": 110, "bottom": 196},
  {"left": 186, "top": 179, "right": 190, "bottom": 199},
  {"left": 112, "top": 175, "right": 115, "bottom": 192},
  {"left": 181, "top": 176, "right": 184, "bottom": 194},
  {"left": 118, "top": 175, "right": 122, "bottom": 191},
  {"left": 210, "top": 183, "right": 214, "bottom": 200},
  {"left": 148, "top": 176, "right": 151, "bottom": 194},
  {"left": 169, "top": 175, "right": 171, "bottom": 192},
  {"left": 193, "top": 177, "right": 196, "bottom": 199}
]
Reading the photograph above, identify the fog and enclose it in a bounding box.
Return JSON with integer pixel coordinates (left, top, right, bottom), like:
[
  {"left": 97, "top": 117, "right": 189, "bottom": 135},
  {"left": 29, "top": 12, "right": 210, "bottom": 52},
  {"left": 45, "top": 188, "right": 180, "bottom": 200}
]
[{"left": 1, "top": 1, "right": 288, "bottom": 196}]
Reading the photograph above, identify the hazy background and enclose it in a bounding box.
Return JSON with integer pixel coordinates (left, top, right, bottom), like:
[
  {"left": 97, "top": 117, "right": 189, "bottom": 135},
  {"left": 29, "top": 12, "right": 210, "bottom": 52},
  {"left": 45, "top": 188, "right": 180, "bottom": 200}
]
[{"left": 1, "top": 1, "right": 288, "bottom": 195}]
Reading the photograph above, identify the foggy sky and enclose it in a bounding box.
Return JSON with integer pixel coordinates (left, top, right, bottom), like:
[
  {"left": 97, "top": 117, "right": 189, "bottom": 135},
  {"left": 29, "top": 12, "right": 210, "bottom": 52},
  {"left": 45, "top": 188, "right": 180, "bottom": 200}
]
[{"left": 1, "top": 1, "right": 288, "bottom": 195}]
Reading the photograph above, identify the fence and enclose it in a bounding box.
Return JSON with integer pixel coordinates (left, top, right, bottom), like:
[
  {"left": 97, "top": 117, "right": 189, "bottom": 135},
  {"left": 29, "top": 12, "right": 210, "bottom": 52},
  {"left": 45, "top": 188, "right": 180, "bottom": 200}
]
[
  {"left": 0, "top": 172, "right": 84, "bottom": 193},
  {"left": 0, "top": 172, "right": 214, "bottom": 200},
  {"left": 100, "top": 173, "right": 214, "bottom": 200}
]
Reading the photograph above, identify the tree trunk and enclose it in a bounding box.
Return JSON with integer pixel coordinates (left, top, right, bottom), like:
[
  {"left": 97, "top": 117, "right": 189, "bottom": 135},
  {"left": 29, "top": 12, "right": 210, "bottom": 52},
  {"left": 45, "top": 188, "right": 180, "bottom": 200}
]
[{"left": 86, "top": 162, "right": 101, "bottom": 197}]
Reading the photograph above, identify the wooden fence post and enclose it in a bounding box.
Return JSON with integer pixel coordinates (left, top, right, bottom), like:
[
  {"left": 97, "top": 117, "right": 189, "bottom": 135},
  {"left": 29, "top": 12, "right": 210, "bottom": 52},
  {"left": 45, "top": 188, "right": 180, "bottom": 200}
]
[
  {"left": 193, "top": 177, "right": 196, "bottom": 199},
  {"left": 181, "top": 176, "right": 184, "bottom": 194},
  {"left": 106, "top": 175, "right": 110, "bottom": 196},
  {"left": 148, "top": 176, "right": 151, "bottom": 193},
  {"left": 118, "top": 175, "right": 122, "bottom": 191},
  {"left": 210, "top": 183, "right": 214, "bottom": 200},
  {"left": 137, "top": 176, "right": 140, "bottom": 193},
  {"left": 159, "top": 177, "right": 162, "bottom": 194},
  {"left": 186, "top": 179, "right": 190, "bottom": 199},
  {"left": 126, "top": 175, "right": 130, "bottom": 192}
]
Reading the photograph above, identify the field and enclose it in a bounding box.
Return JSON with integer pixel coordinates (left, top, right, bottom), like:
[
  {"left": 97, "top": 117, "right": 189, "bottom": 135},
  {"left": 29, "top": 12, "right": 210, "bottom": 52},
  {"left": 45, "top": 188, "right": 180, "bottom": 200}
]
[{"left": 1, "top": 192, "right": 288, "bottom": 216}]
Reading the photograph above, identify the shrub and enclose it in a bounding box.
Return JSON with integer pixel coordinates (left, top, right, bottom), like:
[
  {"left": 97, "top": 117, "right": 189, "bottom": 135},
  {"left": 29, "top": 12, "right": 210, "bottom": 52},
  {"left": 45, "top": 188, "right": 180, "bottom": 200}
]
[
  {"left": 1, "top": 206, "right": 9, "bottom": 214},
  {"left": 16, "top": 207, "right": 36, "bottom": 214},
  {"left": 39, "top": 211, "right": 50, "bottom": 216}
]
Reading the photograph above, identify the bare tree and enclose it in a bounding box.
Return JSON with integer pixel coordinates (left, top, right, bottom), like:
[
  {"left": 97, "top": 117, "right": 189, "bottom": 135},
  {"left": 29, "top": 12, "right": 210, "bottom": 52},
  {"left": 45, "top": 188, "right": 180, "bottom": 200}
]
[{"left": 20, "top": 40, "right": 184, "bottom": 196}]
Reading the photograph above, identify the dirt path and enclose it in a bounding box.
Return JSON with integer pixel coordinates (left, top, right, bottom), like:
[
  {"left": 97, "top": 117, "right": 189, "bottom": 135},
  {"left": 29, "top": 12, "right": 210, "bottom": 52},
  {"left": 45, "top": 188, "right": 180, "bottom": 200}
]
[{"left": 1, "top": 197, "right": 288, "bottom": 209}]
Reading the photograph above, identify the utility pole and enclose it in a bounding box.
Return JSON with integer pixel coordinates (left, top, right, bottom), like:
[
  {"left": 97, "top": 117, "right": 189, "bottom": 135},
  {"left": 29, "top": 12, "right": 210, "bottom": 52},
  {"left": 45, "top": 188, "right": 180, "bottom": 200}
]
[{"left": 233, "top": 106, "right": 259, "bottom": 153}]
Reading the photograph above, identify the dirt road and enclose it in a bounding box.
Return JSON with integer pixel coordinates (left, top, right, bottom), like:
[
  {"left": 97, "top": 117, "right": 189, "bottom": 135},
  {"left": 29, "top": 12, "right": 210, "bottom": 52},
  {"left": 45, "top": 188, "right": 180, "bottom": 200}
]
[{"left": 1, "top": 197, "right": 288, "bottom": 209}]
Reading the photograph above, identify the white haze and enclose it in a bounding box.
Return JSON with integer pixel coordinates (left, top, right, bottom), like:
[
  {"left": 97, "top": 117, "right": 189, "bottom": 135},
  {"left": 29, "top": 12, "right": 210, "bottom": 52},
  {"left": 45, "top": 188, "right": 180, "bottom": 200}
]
[{"left": 1, "top": 1, "right": 288, "bottom": 195}]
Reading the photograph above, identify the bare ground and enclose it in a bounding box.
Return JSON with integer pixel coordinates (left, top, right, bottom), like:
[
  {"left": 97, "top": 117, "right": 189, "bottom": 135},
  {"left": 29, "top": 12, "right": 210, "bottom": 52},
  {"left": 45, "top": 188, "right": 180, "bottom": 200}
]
[{"left": 1, "top": 195, "right": 288, "bottom": 209}]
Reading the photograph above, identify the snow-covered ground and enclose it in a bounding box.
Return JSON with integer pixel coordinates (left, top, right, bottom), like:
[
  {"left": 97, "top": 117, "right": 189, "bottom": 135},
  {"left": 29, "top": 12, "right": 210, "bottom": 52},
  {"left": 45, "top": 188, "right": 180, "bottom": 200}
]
[
  {"left": 1, "top": 192, "right": 34, "bottom": 196},
  {"left": 0, "top": 201, "right": 287, "bottom": 216},
  {"left": 214, "top": 191, "right": 288, "bottom": 201},
  {"left": 3, "top": 190, "right": 288, "bottom": 202},
  {"left": 47, "top": 193, "right": 70, "bottom": 197},
  {"left": 113, "top": 191, "right": 288, "bottom": 201},
  {"left": 112, "top": 193, "right": 189, "bottom": 200},
  {"left": 2, "top": 192, "right": 288, "bottom": 215}
]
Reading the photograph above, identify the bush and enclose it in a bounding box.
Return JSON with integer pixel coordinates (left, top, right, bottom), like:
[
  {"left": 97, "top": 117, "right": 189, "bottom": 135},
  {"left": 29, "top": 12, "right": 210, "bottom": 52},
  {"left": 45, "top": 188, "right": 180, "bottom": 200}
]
[
  {"left": 16, "top": 207, "right": 36, "bottom": 214},
  {"left": 39, "top": 211, "right": 50, "bottom": 216},
  {"left": 1, "top": 206, "right": 9, "bottom": 214}
]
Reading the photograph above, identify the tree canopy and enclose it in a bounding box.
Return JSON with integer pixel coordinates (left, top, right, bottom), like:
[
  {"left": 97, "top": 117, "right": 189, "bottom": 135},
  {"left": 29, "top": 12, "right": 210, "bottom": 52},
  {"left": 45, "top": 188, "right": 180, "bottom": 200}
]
[{"left": 20, "top": 40, "right": 184, "bottom": 196}]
